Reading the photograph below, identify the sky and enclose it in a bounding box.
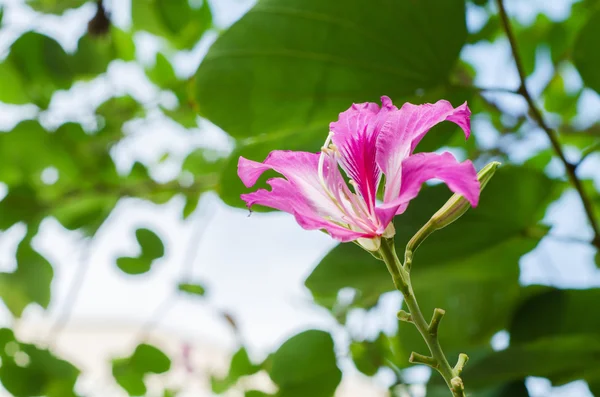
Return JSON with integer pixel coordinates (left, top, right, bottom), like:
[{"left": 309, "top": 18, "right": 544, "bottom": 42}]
[{"left": 0, "top": 0, "right": 599, "bottom": 396}]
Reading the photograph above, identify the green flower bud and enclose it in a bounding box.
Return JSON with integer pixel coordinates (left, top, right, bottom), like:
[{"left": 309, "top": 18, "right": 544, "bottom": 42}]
[{"left": 430, "top": 161, "right": 501, "bottom": 230}]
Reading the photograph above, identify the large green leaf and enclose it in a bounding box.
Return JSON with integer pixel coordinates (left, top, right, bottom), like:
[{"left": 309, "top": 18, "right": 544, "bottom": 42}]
[
  {"left": 268, "top": 330, "right": 341, "bottom": 397},
  {"left": 305, "top": 167, "right": 558, "bottom": 365},
  {"left": 573, "top": 6, "right": 600, "bottom": 94},
  {"left": 194, "top": 0, "right": 467, "bottom": 139}
]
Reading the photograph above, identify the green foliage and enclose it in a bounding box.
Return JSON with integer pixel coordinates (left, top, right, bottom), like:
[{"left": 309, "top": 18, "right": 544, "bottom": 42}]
[
  {"left": 195, "top": 0, "right": 466, "bottom": 139},
  {"left": 0, "top": 30, "right": 134, "bottom": 107},
  {"left": 306, "top": 167, "right": 560, "bottom": 384},
  {"left": 0, "top": 235, "right": 53, "bottom": 317},
  {"left": 26, "top": 0, "right": 89, "bottom": 14},
  {"left": 211, "top": 347, "right": 262, "bottom": 393},
  {"left": 1, "top": 0, "right": 600, "bottom": 395},
  {"left": 0, "top": 328, "right": 80, "bottom": 397},
  {"left": 350, "top": 332, "right": 396, "bottom": 377},
  {"left": 116, "top": 227, "right": 165, "bottom": 275},
  {"left": 573, "top": 7, "right": 600, "bottom": 94},
  {"left": 132, "top": 0, "right": 212, "bottom": 49},
  {"left": 268, "top": 330, "right": 341, "bottom": 397},
  {"left": 112, "top": 343, "right": 171, "bottom": 395},
  {"left": 177, "top": 282, "right": 207, "bottom": 296}
]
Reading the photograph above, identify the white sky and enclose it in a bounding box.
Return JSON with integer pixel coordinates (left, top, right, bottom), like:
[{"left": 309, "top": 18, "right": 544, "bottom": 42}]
[{"left": 0, "top": 0, "right": 599, "bottom": 396}]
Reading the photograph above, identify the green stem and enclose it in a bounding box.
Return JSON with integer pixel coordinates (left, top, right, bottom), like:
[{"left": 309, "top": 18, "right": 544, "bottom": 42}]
[{"left": 378, "top": 239, "right": 466, "bottom": 397}]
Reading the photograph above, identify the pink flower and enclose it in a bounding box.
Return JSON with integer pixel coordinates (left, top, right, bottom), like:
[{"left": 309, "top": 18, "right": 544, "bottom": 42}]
[{"left": 238, "top": 96, "right": 480, "bottom": 251}]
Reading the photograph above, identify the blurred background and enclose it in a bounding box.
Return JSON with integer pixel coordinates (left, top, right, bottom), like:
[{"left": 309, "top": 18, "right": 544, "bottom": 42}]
[{"left": 0, "top": 0, "right": 599, "bottom": 396}]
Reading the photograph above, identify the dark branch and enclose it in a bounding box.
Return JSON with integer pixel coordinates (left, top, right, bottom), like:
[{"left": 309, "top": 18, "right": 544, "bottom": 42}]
[{"left": 496, "top": 0, "right": 600, "bottom": 249}]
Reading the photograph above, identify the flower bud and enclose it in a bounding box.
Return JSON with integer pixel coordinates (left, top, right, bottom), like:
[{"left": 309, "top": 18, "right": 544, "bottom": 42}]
[{"left": 430, "top": 161, "right": 500, "bottom": 230}]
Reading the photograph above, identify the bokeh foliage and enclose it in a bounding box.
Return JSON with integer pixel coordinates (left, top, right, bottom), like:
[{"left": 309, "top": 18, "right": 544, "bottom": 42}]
[{"left": 1, "top": 0, "right": 600, "bottom": 396}]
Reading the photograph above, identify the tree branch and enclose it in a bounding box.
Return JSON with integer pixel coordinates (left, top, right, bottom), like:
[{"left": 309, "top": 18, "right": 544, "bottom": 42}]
[{"left": 496, "top": 0, "right": 600, "bottom": 249}]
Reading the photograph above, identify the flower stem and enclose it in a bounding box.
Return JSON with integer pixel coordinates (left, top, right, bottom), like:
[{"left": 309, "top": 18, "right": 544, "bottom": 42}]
[{"left": 378, "top": 239, "right": 466, "bottom": 397}]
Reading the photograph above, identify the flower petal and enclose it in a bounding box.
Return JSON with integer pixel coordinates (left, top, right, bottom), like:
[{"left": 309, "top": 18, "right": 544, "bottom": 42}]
[
  {"left": 238, "top": 151, "right": 344, "bottom": 217},
  {"left": 241, "top": 178, "right": 369, "bottom": 242},
  {"left": 376, "top": 100, "right": 471, "bottom": 202},
  {"left": 241, "top": 177, "right": 304, "bottom": 214},
  {"left": 293, "top": 211, "right": 373, "bottom": 242},
  {"left": 330, "top": 96, "right": 396, "bottom": 211},
  {"left": 382, "top": 152, "right": 480, "bottom": 216}
]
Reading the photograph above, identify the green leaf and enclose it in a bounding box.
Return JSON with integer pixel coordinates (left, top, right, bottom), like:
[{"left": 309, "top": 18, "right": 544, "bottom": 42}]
[
  {"left": 25, "top": 0, "right": 88, "bottom": 14},
  {"left": 463, "top": 335, "right": 600, "bottom": 389},
  {"left": 506, "top": 287, "right": 600, "bottom": 388},
  {"left": 268, "top": 330, "right": 341, "bottom": 397},
  {"left": 246, "top": 391, "right": 272, "bottom": 397},
  {"left": 112, "top": 343, "right": 171, "bottom": 395},
  {"left": 147, "top": 53, "right": 178, "bottom": 87},
  {"left": 350, "top": 332, "right": 395, "bottom": 377},
  {"left": 52, "top": 195, "right": 117, "bottom": 235},
  {"left": 163, "top": 389, "right": 178, "bottom": 397},
  {"left": 573, "top": 7, "right": 600, "bottom": 94},
  {"left": 0, "top": 185, "right": 46, "bottom": 230},
  {"left": 116, "top": 228, "right": 165, "bottom": 275},
  {"left": 0, "top": 328, "right": 80, "bottom": 397},
  {"left": 194, "top": 0, "right": 467, "bottom": 139},
  {"left": 132, "top": 0, "right": 212, "bottom": 49},
  {"left": 136, "top": 228, "right": 165, "bottom": 259},
  {"left": 0, "top": 30, "right": 129, "bottom": 107},
  {"left": 305, "top": 167, "right": 558, "bottom": 366},
  {"left": 182, "top": 149, "right": 227, "bottom": 176},
  {"left": 72, "top": 27, "right": 136, "bottom": 76},
  {"left": 589, "top": 381, "right": 600, "bottom": 397},
  {"left": 0, "top": 32, "right": 72, "bottom": 107},
  {"left": 211, "top": 347, "right": 261, "bottom": 394},
  {"left": 543, "top": 72, "right": 581, "bottom": 121},
  {"left": 115, "top": 257, "right": 151, "bottom": 275},
  {"left": 178, "top": 282, "right": 207, "bottom": 297},
  {"left": 510, "top": 288, "right": 600, "bottom": 344},
  {"left": 0, "top": 237, "right": 53, "bottom": 317},
  {"left": 96, "top": 95, "right": 145, "bottom": 135}
]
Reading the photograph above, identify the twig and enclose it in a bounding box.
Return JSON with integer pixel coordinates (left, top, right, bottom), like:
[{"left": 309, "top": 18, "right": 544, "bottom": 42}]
[
  {"left": 496, "top": 0, "right": 600, "bottom": 249},
  {"left": 451, "top": 84, "right": 520, "bottom": 95},
  {"left": 47, "top": 239, "right": 93, "bottom": 345},
  {"left": 133, "top": 198, "right": 216, "bottom": 342}
]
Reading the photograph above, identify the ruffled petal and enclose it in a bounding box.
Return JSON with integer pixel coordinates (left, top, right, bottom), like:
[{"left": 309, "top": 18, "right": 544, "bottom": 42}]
[
  {"left": 293, "top": 211, "right": 373, "bottom": 242},
  {"left": 241, "top": 178, "right": 306, "bottom": 214},
  {"left": 378, "top": 152, "right": 479, "bottom": 217},
  {"left": 330, "top": 96, "right": 396, "bottom": 211},
  {"left": 238, "top": 150, "right": 345, "bottom": 218},
  {"left": 376, "top": 100, "right": 471, "bottom": 202},
  {"left": 241, "top": 178, "right": 368, "bottom": 241}
]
